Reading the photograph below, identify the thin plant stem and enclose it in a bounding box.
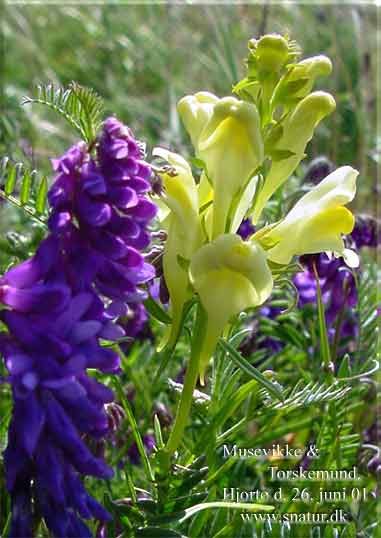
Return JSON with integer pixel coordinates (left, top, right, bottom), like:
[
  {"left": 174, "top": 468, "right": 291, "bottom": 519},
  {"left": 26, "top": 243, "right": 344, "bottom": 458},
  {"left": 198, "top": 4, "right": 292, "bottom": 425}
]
[
  {"left": 331, "top": 280, "right": 350, "bottom": 362},
  {"left": 166, "top": 302, "right": 206, "bottom": 455}
]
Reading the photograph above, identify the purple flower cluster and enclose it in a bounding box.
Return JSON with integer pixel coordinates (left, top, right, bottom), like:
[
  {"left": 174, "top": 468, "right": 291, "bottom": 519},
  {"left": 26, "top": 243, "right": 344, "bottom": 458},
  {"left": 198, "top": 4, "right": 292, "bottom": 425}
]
[
  {"left": 0, "top": 118, "right": 157, "bottom": 537},
  {"left": 48, "top": 117, "right": 156, "bottom": 304},
  {"left": 296, "top": 254, "right": 357, "bottom": 328},
  {"left": 350, "top": 215, "right": 380, "bottom": 249}
]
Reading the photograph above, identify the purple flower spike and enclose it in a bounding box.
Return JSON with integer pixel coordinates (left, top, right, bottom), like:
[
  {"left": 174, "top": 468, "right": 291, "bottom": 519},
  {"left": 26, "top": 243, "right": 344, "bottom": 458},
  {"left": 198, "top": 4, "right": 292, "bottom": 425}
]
[{"left": 1, "top": 117, "right": 157, "bottom": 537}]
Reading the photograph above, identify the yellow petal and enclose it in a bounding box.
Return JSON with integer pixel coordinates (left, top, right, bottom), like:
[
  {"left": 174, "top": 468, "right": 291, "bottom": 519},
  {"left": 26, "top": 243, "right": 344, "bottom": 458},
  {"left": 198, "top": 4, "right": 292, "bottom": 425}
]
[
  {"left": 154, "top": 148, "right": 203, "bottom": 349},
  {"left": 177, "top": 92, "right": 219, "bottom": 150},
  {"left": 197, "top": 97, "right": 263, "bottom": 237}
]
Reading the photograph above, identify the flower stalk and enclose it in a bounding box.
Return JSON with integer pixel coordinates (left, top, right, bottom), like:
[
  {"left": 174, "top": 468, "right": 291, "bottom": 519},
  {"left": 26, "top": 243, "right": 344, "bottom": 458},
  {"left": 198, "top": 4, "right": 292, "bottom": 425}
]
[{"left": 166, "top": 302, "right": 207, "bottom": 455}]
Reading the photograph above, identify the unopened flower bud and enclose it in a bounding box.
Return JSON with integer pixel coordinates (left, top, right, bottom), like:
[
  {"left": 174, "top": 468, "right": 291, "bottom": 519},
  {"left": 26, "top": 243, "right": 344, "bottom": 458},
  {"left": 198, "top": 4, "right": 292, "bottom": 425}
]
[{"left": 255, "top": 34, "right": 289, "bottom": 73}]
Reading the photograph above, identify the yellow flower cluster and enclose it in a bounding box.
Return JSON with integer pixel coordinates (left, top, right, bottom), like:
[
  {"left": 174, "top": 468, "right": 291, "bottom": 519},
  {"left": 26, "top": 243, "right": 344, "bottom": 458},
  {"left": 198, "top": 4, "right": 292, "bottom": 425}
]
[{"left": 154, "top": 34, "right": 359, "bottom": 382}]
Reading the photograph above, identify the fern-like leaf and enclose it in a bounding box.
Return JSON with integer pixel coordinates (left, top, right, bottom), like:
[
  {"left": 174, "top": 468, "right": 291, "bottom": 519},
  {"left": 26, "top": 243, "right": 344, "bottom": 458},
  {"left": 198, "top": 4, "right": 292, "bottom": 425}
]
[
  {"left": 21, "top": 82, "right": 104, "bottom": 143},
  {"left": 355, "top": 264, "right": 380, "bottom": 372},
  {"left": 268, "top": 380, "right": 351, "bottom": 411},
  {"left": 0, "top": 157, "right": 48, "bottom": 224}
]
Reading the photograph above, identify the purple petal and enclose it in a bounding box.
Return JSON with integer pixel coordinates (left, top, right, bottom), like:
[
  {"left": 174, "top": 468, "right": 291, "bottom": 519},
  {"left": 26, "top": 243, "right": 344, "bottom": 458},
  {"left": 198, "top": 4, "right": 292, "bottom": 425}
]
[
  {"left": 14, "top": 392, "right": 45, "bottom": 456},
  {"left": 70, "top": 321, "right": 102, "bottom": 344}
]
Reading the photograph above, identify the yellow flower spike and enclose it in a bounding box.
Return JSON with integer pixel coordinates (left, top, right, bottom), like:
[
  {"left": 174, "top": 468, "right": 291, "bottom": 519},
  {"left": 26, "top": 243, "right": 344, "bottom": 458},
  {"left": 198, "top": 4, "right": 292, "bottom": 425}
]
[
  {"left": 197, "top": 97, "right": 264, "bottom": 238},
  {"left": 252, "top": 91, "right": 336, "bottom": 223},
  {"left": 189, "top": 234, "right": 273, "bottom": 383},
  {"left": 261, "top": 166, "right": 359, "bottom": 266},
  {"left": 177, "top": 92, "right": 219, "bottom": 150},
  {"left": 153, "top": 148, "right": 203, "bottom": 349}
]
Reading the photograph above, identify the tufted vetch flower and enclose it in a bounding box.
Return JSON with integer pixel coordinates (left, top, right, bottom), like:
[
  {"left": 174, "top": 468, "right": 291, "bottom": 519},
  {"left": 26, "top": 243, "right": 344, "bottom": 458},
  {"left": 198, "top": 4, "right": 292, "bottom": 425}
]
[{"left": 0, "top": 117, "right": 157, "bottom": 537}]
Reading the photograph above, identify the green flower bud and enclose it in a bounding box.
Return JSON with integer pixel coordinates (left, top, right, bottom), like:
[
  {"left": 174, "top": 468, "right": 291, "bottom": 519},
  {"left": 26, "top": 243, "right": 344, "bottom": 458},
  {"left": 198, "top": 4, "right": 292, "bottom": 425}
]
[
  {"left": 252, "top": 91, "right": 336, "bottom": 223},
  {"left": 271, "top": 55, "right": 333, "bottom": 109},
  {"left": 253, "top": 34, "right": 290, "bottom": 74}
]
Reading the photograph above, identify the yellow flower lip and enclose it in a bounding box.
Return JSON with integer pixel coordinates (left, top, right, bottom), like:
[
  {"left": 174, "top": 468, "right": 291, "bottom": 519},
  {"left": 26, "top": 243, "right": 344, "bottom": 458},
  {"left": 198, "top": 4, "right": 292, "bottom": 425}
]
[{"left": 263, "top": 166, "right": 359, "bottom": 265}]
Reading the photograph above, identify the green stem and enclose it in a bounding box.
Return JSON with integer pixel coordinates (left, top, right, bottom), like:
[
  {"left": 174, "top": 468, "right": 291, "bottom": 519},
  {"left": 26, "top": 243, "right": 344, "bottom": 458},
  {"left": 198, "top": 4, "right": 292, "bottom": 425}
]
[
  {"left": 331, "top": 280, "right": 350, "bottom": 362},
  {"left": 114, "top": 377, "right": 154, "bottom": 482},
  {"left": 166, "top": 302, "right": 206, "bottom": 455},
  {"left": 312, "top": 262, "right": 333, "bottom": 381}
]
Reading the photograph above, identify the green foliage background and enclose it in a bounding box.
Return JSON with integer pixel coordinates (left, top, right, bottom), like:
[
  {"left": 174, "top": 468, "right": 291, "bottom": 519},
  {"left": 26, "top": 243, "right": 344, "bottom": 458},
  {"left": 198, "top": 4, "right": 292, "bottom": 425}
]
[{"left": 2, "top": 3, "right": 379, "bottom": 211}]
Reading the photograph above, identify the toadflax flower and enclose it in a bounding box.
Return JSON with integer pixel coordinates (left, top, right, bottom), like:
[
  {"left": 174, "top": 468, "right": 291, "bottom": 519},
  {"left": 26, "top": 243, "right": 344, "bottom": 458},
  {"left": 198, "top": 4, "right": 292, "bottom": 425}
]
[
  {"left": 153, "top": 35, "right": 360, "bottom": 392},
  {"left": 153, "top": 148, "right": 203, "bottom": 349},
  {"left": 178, "top": 94, "right": 263, "bottom": 238},
  {"left": 151, "top": 34, "right": 364, "bottom": 459},
  {"left": 0, "top": 117, "right": 157, "bottom": 537},
  {"left": 258, "top": 166, "right": 359, "bottom": 267},
  {"left": 189, "top": 234, "right": 273, "bottom": 383}
]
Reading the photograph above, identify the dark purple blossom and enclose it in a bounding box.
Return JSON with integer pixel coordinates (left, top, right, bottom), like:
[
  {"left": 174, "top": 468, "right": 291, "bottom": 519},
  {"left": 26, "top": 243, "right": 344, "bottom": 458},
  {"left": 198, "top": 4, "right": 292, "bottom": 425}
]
[
  {"left": 303, "top": 156, "right": 334, "bottom": 184},
  {"left": 237, "top": 218, "right": 255, "bottom": 240},
  {"left": 294, "top": 253, "right": 358, "bottom": 351},
  {"left": 48, "top": 117, "right": 157, "bottom": 303},
  {"left": 0, "top": 117, "right": 157, "bottom": 537},
  {"left": 351, "top": 215, "right": 380, "bottom": 249}
]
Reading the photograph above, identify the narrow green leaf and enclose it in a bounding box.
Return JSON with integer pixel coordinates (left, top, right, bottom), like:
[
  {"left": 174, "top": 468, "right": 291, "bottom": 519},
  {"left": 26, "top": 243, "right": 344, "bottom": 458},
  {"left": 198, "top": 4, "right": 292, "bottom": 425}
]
[
  {"left": 153, "top": 414, "right": 164, "bottom": 449},
  {"left": 2, "top": 513, "right": 11, "bottom": 538},
  {"left": 218, "top": 338, "right": 284, "bottom": 401},
  {"left": 4, "top": 164, "right": 17, "bottom": 195},
  {"left": 214, "top": 379, "right": 258, "bottom": 429},
  {"left": 144, "top": 296, "right": 172, "bottom": 325},
  {"left": 337, "top": 354, "right": 351, "bottom": 378},
  {"left": 136, "top": 528, "right": 186, "bottom": 538},
  {"left": 113, "top": 377, "right": 155, "bottom": 482},
  {"left": 20, "top": 169, "right": 33, "bottom": 206},
  {"left": 312, "top": 263, "right": 331, "bottom": 367},
  {"left": 35, "top": 176, "right": 48, "bottom": 214}
]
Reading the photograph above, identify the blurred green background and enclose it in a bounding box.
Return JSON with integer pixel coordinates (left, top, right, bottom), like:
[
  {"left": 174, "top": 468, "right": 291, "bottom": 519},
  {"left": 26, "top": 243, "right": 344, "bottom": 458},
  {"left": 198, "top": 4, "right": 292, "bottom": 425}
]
[{"left": 1, "top": 2, "right": 379, "bottom": 215}]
